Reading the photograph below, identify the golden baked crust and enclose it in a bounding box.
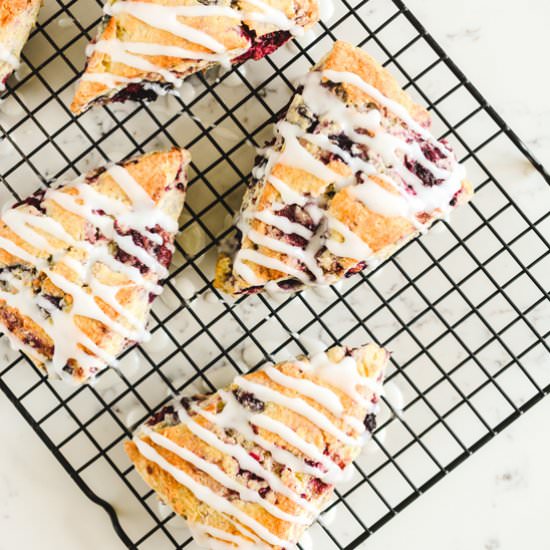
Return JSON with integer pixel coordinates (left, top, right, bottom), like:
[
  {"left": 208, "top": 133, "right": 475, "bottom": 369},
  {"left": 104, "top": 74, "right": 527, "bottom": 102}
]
[
  {"left": 71, "top": 0, "right": 318, "bottom": 114},
  {"left": 0, "top": 0, "right": 33, "bottom": 26},
  {"left": 322, "top": 41, "right": 431, "bottom": 128},
  {"left": 239, "top": 0, "right": 318, "bottom": 36},
  {"left": 0, "top": 0, "right": 41, "bottom": 89},
  {"left": 0, "top": 148, "right": 190, "bottom": 383},
  {"left": 214, "top": 41, "right": 474, "bottom": 296},
  {"left": 126, "top": 343, "right": 388, "bottom": 548}
]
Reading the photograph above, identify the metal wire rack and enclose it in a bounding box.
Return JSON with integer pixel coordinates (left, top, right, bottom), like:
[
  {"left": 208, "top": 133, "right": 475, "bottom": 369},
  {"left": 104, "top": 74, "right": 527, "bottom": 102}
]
[{"left": 0, "top": 0, "right": 549, "bottom": 548}]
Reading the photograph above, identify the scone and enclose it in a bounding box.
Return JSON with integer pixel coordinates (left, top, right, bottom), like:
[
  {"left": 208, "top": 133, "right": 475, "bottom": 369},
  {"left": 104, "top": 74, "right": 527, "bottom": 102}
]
[
  {"left": 0, "top": 148, "right": 190, "bottom": 384},
  {"left": 215, "top": 41, "right": 474, "bottom": 296},
  {"left": 126, "top": 344, "right": 387, "bottom": 549},
  {"left": 71, "top": 0, "right": 319, "bottom": 114},
  {"left": 0, "top": 0, "right": 42, "bottom": 91}
]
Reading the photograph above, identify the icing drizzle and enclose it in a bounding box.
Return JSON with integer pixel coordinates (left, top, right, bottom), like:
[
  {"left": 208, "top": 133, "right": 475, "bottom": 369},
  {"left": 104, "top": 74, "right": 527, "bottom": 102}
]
[
  {"left": 0, "top": 160, "right": 183, "bottom": 381},
  {"left": 133, "top": 347, "right": 384, "bottom": 549},
  {"left": 231, "top": 60, "right": 466, "bottom": 289},
  {"left": 83, "top": 0, "right": 306, "bottom": 90},
  {"left": 0, "top": 44, "right": 20, "bottom": 72}
]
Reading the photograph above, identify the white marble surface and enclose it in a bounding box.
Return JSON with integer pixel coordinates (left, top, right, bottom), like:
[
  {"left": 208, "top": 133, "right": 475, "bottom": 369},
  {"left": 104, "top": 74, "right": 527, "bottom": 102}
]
[{"left": 0, "top": 0, "right": 549, "bottom": 548}]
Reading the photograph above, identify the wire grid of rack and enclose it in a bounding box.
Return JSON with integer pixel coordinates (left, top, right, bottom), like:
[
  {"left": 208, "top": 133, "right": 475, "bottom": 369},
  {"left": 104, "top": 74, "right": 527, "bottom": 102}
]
[{"left": 0, "top": 0, "right": 549, "bottom": 548}]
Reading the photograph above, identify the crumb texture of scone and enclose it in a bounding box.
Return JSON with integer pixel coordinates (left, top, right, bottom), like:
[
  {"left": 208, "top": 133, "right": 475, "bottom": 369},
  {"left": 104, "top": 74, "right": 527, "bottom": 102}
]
[
  {"left": 0, "top": 148, "right": 190, "bottom": 384},
  {"left": 71, "top": 0, "right": 319, "bottom": 114},
  {"left": 126, "top": 343, "right": 388, "bottom": 549},
  {"left": 0, "top": 0, "right": 42, "bottom": 90},
  {"left": 214, "top": 40, "right": 473, "bottom": 296}
]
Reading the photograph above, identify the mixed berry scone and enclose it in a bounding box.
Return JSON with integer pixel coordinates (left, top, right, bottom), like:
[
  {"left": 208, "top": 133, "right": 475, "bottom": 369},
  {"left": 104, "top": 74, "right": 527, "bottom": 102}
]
[
  {"left": 126, "top": 343, "right": 387, "bottom": 549},
  {"left": 215, "top": 41, "right": 474, "bottom": 296},
  {"left": 0, "top": 0, "right": 42, "bottom": 91},
  {"left": 71, "top": 0, "right": 319, "bottom": 114},
  {"left": 0, "top": 148, "right": 190, "bottom": 384}
]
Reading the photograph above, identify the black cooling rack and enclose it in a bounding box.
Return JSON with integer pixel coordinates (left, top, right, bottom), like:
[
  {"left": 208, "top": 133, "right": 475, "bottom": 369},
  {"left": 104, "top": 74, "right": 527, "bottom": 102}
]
[{"left": 1, "top": 0, "right": 549, "bottom": 548}]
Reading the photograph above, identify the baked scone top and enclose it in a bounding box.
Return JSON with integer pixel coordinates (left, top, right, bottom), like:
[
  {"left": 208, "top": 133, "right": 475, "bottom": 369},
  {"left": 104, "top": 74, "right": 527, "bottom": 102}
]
[
  {"left": 215, "top": 41, "right": 473, "bottom": 295},
  {"left": 0, "top": 148, "right": 189, "bottom": 383},
  {"left": 0, "top": 0, "right": 34, "bottom": 26},
  {"left": 126, "top": 344, "right": 388, "bottom": 549},
  {"left": 0, "top": 0, "right": 41, "bottom": 90},
  {"left": 71, "top": 0, "right": 319, "bottom": 113}
]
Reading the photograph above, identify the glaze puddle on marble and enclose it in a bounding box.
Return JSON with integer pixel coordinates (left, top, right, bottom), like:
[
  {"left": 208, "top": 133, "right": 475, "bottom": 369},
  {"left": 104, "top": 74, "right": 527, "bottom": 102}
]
[{"left": 0, "top": 0, "right": 548, "bottom": 549}]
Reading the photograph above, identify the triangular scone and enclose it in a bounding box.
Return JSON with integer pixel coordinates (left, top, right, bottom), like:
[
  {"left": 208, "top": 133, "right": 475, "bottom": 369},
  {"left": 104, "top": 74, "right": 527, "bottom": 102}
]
[
  {"left": 215, "top": 41, "right": 474, "bottom": 295},
  {"left": 126, "top": 344, "right": 387, "bottom": 549},
  {"left": 71, "top": 0, "right": 319, "bottom": 114},
  {"left": 0, "top": 148, "right": 190, "bottom": 384},
  {"left": 0, "top": 0, "right": 42, "bottom": 91}
]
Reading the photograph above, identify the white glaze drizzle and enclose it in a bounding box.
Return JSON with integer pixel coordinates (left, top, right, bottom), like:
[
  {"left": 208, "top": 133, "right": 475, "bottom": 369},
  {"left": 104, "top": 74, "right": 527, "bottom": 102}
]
[
  {"left": 0, "top": 278, "right": 117, "bottom": 370},
  {"left": 189, "top": 522, "right": 267, "bottom": 550},
  {"left": 0, "top": 162, "right": 179, "bottom": 380},
  {"left": 134, "top": 437, "right": 291, "bottom": 547},
  {"left": 232, "top": 63, "right": 465, "bottom": 288},
  {"left": 263, "top": 365, "right": 343, "bottom": 415},
  {"left": 254, "top": 209, "right": 313, "bottom": 240},
  {"left": 344, "top": 415, "right": 366, "bottom": 434},
  {"left": 177, "top": 407, "right": 320, "bottom": 514},
  {"left": 325, "top": 216, "right": 373, "bottom": 259},
  {"left": 323, "top": 69, "right": 446, "bottom": 151},
  {"left": 234, "top": 376, "right": 361, "bottom": 446},
  {"left": 248, "top": 411, "right": 342, "bottom": 481},
  {"left": 80, "top": 72, "right": 139, "bottom": 88},
  {"left": 234, "top": 248, "right": 306, "bottom": 284},
  {"left": 277, "top": 121, "right": 343, "bottom": 184},
  {"left": 0, "top": 235, "right": 37, "bottom": 264},
  {"left": 194, "top": 390, "right": 324, "bottom": 477},
  {"left": 308, "top": 352, "right": 384, "bottom": 404},
  {"left": 133, "top": 349, "right": 383, "bottom": 549},
  {"left": 266, "top": 175, "right": 307, "bottom": 206},
  {"left": 84, "top": 0, "right": 305, "bottom": 88},
  {"left": 89, "top": 39, "right": 185, "bottom": 86},
  {"left": 243, "top": 0, "right": 305, "bottom": 35},
  {"left": 142, "top": 426, "right": 309, "bottom": 524},
  {"left": 0, "top": 44, "right": 20, "bottom": 70},
  {"left": 105, "top": 2, "right": 231, "bottom": 54},
  {"left": 246, "top": 229, "right": 325, "bottom": 282},
  {"left": 2, "top": 210, "right": 60, "bottom": 254}
]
